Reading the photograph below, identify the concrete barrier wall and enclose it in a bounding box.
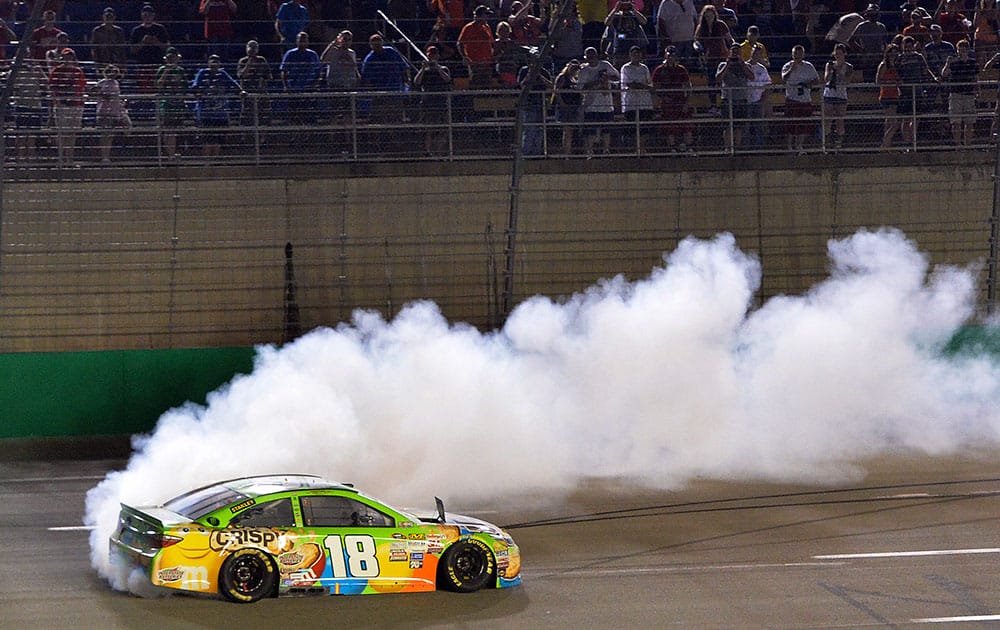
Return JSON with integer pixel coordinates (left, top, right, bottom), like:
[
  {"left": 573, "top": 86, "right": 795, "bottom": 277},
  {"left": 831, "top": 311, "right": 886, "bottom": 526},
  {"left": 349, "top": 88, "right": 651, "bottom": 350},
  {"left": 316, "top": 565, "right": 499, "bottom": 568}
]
[
  {"left": 0, "top": 156, "right": 993, "bottom": 353},
  {"left": 0, "top": 155, "right": 997, "bottom": 438}
]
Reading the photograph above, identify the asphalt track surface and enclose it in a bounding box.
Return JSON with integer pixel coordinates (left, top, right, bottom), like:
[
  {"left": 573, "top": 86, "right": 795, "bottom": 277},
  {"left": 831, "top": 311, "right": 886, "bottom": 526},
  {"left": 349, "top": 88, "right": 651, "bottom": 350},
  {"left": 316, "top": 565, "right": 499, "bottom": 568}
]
[{"left": 3, "top": 451, "right": 1000, "bottom": 629}]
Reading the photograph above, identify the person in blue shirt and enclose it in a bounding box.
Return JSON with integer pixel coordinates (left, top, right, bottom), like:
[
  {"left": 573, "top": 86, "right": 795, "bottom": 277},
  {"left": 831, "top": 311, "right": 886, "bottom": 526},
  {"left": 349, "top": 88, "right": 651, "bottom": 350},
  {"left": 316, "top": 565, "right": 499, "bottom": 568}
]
[
  {"left": 190, "top": 54, "right": 241, "bottom": 157},
  {"left": 280, "top": 31, "right": 322, "bottom": 124},
  {"left": 274, "top": 0, "right": 309, "bottom": 48},
  {"left": 360, "top": 33, "right": 409, "bottom": 92}
]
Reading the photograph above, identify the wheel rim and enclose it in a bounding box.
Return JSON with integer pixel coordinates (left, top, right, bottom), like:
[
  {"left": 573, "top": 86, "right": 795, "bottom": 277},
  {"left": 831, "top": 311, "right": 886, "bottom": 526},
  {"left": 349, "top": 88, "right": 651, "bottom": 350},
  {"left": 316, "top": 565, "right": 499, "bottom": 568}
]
[
  {"left": 454, "top": 547, "right": 486, "bottom": 581},
  {"left": 231, "top": 555, "right": 266, "bottom": 594}
]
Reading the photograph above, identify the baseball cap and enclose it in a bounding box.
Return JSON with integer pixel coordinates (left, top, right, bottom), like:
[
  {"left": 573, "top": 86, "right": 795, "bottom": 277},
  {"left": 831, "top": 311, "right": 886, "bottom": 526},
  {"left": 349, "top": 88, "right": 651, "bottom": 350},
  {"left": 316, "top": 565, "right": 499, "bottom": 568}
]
[{"left": 61, "top": 47, "right": 75, "bottom": 56}]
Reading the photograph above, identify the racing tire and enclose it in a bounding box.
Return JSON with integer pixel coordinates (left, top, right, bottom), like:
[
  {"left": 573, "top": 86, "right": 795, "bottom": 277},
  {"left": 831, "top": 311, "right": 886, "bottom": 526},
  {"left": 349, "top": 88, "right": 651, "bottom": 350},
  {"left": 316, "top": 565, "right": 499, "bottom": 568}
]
[
  {"left": 438, "top": 539, "right": 495, "bottom": 593},
  {"left": 219, "top": 547, "right": 277, "bottom": 603}
]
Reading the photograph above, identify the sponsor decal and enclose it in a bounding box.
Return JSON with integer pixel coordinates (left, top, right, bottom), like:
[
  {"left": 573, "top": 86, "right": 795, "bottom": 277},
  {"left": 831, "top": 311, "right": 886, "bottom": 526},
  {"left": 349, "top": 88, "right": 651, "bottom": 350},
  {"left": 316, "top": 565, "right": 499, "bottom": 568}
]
[
  {"left": 427, "top": 534, "right": 445, "bottom": 554},
  {"left": 210, "top": 528, "right": 279, "bottom": 551},
  {"left": 278, "top": 550, "right": 305, "bottom": 567},
  {"left": 407, "top": 533, "right": 426, "bottom": 540},
  {"left": 391, "top": 533, "right": 405, "bottom": 540},
  {"left": 157, "top": 566, "right": 184, "bottom": 583},
  {"left": 229, "top": 498, "right": 256, "bottom": 513},
  {"left": 407, "top": 540, "right": 428, "bottom": 553},
  {"left": 409, "top": 552, "right": 424, "bottom": 569},
  {"left": 389, "top": 549, "right": 408, "bottom": 562}
]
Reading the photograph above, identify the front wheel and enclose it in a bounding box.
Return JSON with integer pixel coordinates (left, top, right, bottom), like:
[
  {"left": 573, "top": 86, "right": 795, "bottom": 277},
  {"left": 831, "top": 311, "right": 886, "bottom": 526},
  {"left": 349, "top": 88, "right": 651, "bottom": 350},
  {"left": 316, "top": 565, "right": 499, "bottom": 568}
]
[
  {"left": 438, "top": 539, "right": 495, "bottom": 593},
  {"left": 219, "top": 548, "right": 276, "bottom": 603}
]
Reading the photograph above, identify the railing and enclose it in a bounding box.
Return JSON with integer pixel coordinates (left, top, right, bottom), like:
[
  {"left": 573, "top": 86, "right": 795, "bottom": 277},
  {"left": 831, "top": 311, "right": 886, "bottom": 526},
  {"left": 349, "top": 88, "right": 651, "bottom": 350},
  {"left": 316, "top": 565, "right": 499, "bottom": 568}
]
[{"left": 2, "top": 81, "right": 997, "bottom": 168}]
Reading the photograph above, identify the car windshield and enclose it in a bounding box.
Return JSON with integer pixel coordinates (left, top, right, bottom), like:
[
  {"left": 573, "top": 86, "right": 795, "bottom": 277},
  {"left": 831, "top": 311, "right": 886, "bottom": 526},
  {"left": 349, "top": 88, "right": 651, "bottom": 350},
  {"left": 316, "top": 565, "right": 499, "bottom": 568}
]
[{"left": 164, "top": 486, "right": 248, "bottom": 520}]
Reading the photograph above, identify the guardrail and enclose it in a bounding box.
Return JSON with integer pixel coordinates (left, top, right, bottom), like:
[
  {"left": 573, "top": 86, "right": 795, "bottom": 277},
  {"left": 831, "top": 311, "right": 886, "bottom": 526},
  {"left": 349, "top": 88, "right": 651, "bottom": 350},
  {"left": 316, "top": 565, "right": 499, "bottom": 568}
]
[{"left": 2, "top": 81, "right": 997, "bottom": 167}]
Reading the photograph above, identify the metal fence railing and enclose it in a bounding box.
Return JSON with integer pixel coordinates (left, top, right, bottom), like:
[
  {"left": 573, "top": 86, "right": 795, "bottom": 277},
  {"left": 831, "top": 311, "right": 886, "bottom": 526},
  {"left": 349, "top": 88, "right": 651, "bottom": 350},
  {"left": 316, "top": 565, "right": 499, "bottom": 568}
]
[{"left": 2, "top": 80, "right": 998, "bottom": 168}]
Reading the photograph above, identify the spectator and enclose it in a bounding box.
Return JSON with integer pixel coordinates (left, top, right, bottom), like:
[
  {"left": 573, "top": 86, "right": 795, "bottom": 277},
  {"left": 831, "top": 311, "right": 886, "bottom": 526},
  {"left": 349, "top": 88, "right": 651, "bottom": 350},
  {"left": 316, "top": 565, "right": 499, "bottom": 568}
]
[
  {"left": 280, "top": 31, "right": 322, "bottom": 124},
  {"left": 321, "top": 29, "right": 359, "bottom": 91},
  {"left": 739, "top": 24, "right": 769, "bottom": 65},
  {"left": 459, "top": 5, "right": 496, "bottom": 88},
  {"left": 851, "top": 4, "right": 889, "bottom": 81},
  {"left": 745, "top": 43, "right": 771, "bottom": 148},
  {"left": 576, "top": 45, "right": 620, "bottom": 156},
  {"left": 651, "top": 45, "right": 694, "bottom": 151},
  {"left": 155, "top": 47, "right": 188, "bottom": 157},
  {"left": 942, "top": 39, "right": 977, "bottom": 145},
  {"left": 935, "top": 0, "right": 971, "bottom": 45},
  {"left": 200, "top": 0, "right": 238, "bottom": 61},
  {"left": 876, "top": 43, "right": 903, "bottom": 147},
  {"left": 517, "top": 62, "right": 552, "bottom": 156},
  {"left": 360, "top": 33, "right": 408, "bottom": 90},
  {"left": 657, "top": 0, "right": 697, "bottom": 65},
  {"left": 602, "top": 0, "right": 648, "bottom": 68},
  {"left": 549, "top": 3, "right": 585, "bottom": 71},
  {"left": 895, "top": 34, "right": 937, "bottom": 145},
  {"left": 130, "top": 4, "right": 170, "bottom": 92},
  {"left": 851, "top": 4, "right": 889, "bottom": 82},
  {"left": 11, "top": 59, "right": 50, "bottom": 160},
  {"left": 781, "top": 43, "right": 819, "bottom": 152},
  {"left": 924, "top": 23, "right": 956, "bottom": 73},
  {"left": 90, "top": 7, "right": 127, "bottom": 68},
  {"left": 45, "top": 32, "right": 69, "bottom": 73},
  {"left": 578, "top": 0, "right": 610, "bottom": 52},
  {"left": 822, "top": 42, "right": 853, "bottom": 150},
  {"left": 0, "top": 18, "right": 14, "bottom": 63},
  {"left": 974, "top": 0, "right": 1000, "bottom": 67},
  {"left": 275, "top": 0, "right": 309, "bottom": 48},
  {"left": 237, "top": 40, "right": 272, "bottom": 124},
  {"left": 716, "top": 42, "right": 754, "bottom": 149},
  {"left": 552, "top": 59, "right": 582, "bottom": 154},
  {"left": 429, "top": 0, "right": 466, "bottom": 51},
  {"left": 360, "top": 32, "right": 409, "bottom": 125},
  {"left": 494, "top": 21, "right": 532, "bottom": 86},
  {"left": 694, "top": 5, "right": 734, "bottom": 116},
  {"left": 508, "top": 0, "right": 543, "bottom": 46},
  {"left": 902, "top": 10, "right": 930, "bottom": 47},
  {"left": 191, "top": 54, "right": 241, "bottom": 157},
  {"left": 48, "top": 47, "right": 85, "bottom": 165},
  {"left": 620, "top": 45, "right": 654, "bottom": 152},
  {"left": 94, "top": 64, "right": 130, "bottom": 162},
  {"left": 413, "top": 44, "right": 452, "bottom": 156},
  {"left": 321, "top": 30, "right": 359, "bottom": 123},
  {"left": 983, "top": 48, "right": 1000, "bottom": 138},
  {"left": 30, "top": 10, "right": 64, "bottom": 60}
]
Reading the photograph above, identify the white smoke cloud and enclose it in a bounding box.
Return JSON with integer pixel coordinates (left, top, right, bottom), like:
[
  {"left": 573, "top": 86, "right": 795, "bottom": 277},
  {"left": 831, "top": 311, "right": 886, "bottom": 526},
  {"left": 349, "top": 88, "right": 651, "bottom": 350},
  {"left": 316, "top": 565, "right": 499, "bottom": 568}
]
[{"left": 85, "top": 229, "right": 1000, "bottom": 590}]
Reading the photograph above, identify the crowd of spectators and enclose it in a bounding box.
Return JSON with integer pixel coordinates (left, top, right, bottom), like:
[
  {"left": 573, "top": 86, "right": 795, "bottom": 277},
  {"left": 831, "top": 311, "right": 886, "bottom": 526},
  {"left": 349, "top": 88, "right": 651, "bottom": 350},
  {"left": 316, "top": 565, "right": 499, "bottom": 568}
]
[{"left": 4, "top": 0, "right": 1000, "bottom": 161}]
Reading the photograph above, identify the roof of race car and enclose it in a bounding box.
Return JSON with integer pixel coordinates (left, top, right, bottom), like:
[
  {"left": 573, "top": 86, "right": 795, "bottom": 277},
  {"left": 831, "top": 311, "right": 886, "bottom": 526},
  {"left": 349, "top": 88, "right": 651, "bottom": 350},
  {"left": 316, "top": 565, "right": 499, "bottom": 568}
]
[
  {"left": 161, "top": 475, "right": 359, "bottom": 521},
  {"left": 222, "top": 474, "right": 357, "bottom": 497}
]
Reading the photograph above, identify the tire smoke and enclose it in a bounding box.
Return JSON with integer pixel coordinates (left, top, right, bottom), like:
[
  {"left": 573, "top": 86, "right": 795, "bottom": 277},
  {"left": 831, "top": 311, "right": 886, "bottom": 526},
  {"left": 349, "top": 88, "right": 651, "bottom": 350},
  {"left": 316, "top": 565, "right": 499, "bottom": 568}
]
[{"left": 86, "top": 229, "right": 1000, "bottom": 591}]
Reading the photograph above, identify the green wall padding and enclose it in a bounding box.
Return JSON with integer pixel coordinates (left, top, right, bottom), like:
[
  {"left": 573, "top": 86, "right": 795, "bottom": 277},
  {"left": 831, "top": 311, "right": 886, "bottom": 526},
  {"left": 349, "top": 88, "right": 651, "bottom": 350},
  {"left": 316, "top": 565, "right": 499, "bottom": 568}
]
[{"left": 0, "top": 347, "right": 255, "bottom": 438}]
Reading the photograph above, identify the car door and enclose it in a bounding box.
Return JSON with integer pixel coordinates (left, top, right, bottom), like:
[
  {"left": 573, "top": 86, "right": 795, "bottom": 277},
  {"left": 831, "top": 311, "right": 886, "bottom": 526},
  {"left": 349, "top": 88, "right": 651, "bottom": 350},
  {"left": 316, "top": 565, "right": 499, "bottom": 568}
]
[{"left": 297, "top": 493, "right": 438, "bottom": 594}]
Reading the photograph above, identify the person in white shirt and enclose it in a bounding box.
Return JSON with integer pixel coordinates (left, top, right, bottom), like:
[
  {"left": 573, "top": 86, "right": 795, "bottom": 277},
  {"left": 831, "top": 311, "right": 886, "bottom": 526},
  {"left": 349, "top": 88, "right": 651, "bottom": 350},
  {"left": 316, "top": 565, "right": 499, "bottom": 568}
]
[
  {"left": 745, "top": 43, "right": 772, "bottom": 149},
  {"left": 656, "top": 0, "right": 697, "bottom": 64},
  {"left": 781, "top": 44, "right": 819, "bottom": 152},
  {"left": 576, "top": 46, "right": 621, "bottom": 156},
  {"left": 620, "top": 46, "right": 653, "bottom": 152}
]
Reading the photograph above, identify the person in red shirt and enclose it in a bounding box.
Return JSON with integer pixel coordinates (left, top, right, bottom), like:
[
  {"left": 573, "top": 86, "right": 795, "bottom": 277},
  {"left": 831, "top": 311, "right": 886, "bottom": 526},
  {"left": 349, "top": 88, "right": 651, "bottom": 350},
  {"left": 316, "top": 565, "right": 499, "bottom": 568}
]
[
  {"left": 935, "top": 0, "right": 971, "bottom": 45},
  {"left": 30, "top": 10, "right": 65, "bottom": 60},
  {"left": 48, "top": 47, "right": 86, "bottom": 164},
  {"left": 200, "top": 0, "right": 237, "bottom": 60},
  {"left": 458, "top": 5, "right": 495, "bottom": 87}
]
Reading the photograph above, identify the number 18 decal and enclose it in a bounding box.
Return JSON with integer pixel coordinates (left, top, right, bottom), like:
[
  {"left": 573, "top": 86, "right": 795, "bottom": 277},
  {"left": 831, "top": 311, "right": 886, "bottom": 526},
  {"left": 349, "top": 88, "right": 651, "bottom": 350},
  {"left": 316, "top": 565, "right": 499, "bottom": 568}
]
[{"left": 323, "top": 534, "right": 380, "bottom": 578}]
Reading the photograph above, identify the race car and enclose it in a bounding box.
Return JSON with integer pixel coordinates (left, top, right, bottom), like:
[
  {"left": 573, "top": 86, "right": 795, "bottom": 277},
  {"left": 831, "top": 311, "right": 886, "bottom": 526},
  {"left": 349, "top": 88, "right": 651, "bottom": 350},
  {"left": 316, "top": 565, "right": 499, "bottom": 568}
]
[{"left": 109, "top": 474, "right": 521, "bottom": 602}]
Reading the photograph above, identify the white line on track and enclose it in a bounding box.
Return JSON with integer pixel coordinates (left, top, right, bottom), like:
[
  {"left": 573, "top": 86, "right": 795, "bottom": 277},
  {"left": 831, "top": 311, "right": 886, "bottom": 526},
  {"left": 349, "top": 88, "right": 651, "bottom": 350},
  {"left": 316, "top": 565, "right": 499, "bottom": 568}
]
[
  {"left": 912, "top": 614, "right": 1000, "bottom": 623},
  {"left": 542, "top": 561, "right": 846, "bottom": 577},
  {"left": 47, "top": 525, "right": 95, "bottom": 531},
  {"left": 814, "top": 548, "right": 1000, "bottom": 560}
]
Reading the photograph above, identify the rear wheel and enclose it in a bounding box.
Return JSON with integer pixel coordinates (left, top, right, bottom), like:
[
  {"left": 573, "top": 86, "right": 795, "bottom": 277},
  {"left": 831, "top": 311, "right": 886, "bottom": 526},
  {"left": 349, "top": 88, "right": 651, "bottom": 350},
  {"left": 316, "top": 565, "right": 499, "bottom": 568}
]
[
  {"left": 438, "top": 539, "right": 495, "bottom": 593},
  {"left": 219, "top": 548, "right": 276, "bottom": 603}
]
